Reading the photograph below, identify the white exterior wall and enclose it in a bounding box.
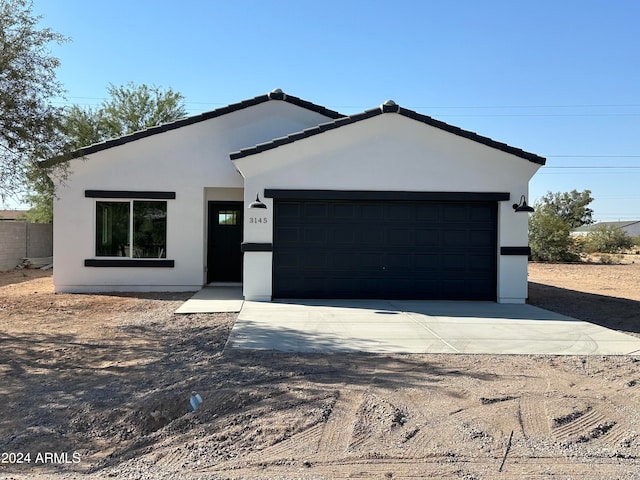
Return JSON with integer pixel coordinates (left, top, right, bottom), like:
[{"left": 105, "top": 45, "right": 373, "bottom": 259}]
[
  {"left": 235, "top": 113, "right": 540, "bottom": 303},
  {"left": 54, "top": 100, "right": 333, "bottom": 292}
]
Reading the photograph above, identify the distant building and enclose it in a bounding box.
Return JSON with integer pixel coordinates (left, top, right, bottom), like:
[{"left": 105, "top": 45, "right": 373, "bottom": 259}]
[
  {"left": 572, "top": 221, "right": 640, "bottom": 237},
  {"left": 0, "top": 210, "right": 28, "bottom": 221}
]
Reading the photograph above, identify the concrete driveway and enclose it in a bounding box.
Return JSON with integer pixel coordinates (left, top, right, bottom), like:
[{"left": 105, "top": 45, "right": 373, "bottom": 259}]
[{"left": 226, "top": 299, "right": 640, "bottom": 355}]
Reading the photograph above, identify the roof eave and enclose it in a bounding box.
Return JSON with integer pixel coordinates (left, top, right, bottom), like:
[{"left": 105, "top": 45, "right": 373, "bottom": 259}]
[
  {"left": 42, "top": 90, "right": 345, "bottom": 167},
  {"left": 231, "top": 104, "right": 546, "bottom": 165}
]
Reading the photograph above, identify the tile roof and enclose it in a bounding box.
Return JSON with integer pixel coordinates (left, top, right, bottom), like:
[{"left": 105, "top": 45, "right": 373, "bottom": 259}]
[
  {"left": 44, "top": 90, "right": 344, "bottom": 165},
  {"left": 230, "top": 100, "right": 546, "bottom": 165}
]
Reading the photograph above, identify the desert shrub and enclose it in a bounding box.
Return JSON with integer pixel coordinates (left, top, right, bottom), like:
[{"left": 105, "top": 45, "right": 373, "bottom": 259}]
[
  {"left": 585, "top": 224, "right": 634, "bottom": 254},
  {"left": 597, "top": 254, "right": 624, "bottom": 264},
  {"left": 529, "top": 210, "right": 581, "bottom": 262}
]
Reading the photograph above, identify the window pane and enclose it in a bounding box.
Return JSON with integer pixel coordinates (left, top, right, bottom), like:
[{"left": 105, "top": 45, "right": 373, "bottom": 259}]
[
  {"left": 133, "top": 201, "right": 167, "bottom": 258},
  {"left": 218, "top": 211, "right": 239, "bottom": 225},
  {"left": 96, "top": 202, "right": 130, "bottom": 257}
]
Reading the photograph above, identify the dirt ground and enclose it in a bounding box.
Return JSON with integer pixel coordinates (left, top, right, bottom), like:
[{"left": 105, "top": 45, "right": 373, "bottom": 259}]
[{"left": 1, "top": 264, "right": 640, "bottom": 479}]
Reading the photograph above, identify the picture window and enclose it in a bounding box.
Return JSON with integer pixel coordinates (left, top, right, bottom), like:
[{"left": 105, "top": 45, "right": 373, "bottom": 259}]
[{"left": 96, "top": 201, "right": 167, "bottom": 258}]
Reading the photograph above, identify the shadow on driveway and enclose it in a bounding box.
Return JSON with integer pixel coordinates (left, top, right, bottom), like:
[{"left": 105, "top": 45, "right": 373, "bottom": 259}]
[{"left": 528, "top": 282, "right": 640, "bottom": 337}]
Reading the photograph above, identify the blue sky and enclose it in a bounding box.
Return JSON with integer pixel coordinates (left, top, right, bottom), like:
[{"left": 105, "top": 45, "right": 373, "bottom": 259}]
[{"left": 16, "top": 0, "right": 640, "bottom": 221}]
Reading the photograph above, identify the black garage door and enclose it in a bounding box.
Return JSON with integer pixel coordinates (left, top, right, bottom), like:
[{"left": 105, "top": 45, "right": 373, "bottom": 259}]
[{"left": 272, "top": 199, "right": 497, "bottom": 300}]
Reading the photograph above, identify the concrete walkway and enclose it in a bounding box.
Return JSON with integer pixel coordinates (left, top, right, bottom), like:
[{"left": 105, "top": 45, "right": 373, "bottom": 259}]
[
  {"left": 175, "top": 287, "right": 244, "bottom": 314},
  {"left": 226, "top": 299, "right": 640, "bottom": 355}
]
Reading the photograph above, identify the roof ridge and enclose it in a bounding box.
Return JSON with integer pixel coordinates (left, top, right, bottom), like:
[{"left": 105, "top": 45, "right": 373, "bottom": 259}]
[
  {"left": 42, "top": 90, "right": 344, "bottom": 165},
  {"left": 231, "top": 102, "right": 546, "bottom": 165}
]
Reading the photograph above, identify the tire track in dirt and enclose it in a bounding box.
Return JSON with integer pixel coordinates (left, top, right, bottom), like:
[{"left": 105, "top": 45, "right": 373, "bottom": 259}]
[
  {"left": 399, "top": 388, "right": 453, "bottom": 457},
  {"left": 316, "top": 388, "right": 365, "bottom": 461},
  {"left": 245, "top": 423, "right": 325, "bottom": 461},
  {"left": 492, "top": 457, "right": 640, "bottom": 479},
  {"left": 552, "top": 407, "right": 611, "bottom": 443},
  {"left": 348, "top": 390, "right": 397, "bottom": 452},
  {"left": 206, "top": 457, "right": 640, "bottom": 480},
  {"left": 518, "top": 376, "right": 550, "bottom": 439}
]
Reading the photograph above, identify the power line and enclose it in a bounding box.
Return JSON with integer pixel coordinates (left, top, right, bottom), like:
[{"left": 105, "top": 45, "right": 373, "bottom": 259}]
[
  {"left": 54, "top": 96, "right": 640, "bottom": 110},
  {"left": 544, "top": 166, "right": 640, "bottom": 169},
  {"left": 435, "top": 113, "right": 640, "bottom": 117},
  {"left": 546, "top": 155, "right": 640, "bottom": 158},
  {"left": 536, "top": 171, "right": 640, "bottom": 175},
  {"left": 405, "top": 103, "right": 640, "bottom": 109}
]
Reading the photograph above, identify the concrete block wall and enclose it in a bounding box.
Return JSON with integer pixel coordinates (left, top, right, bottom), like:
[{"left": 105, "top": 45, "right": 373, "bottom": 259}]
[
  {"left": 0, "top": 222, "right": 53, "bottom": 270},
  {"left": 27, "top": 223, "right": 54, "bottom": 258}
]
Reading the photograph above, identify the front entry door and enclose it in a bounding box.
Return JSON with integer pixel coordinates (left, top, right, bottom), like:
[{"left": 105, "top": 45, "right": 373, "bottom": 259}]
[{"left": 207, "top": 202, "right": 243, "bottom": 283}]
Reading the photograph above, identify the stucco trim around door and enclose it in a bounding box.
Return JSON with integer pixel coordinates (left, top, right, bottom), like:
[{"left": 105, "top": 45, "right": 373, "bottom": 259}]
[{"left": 207, "top": 201, "right": 244, "bottom": 283}]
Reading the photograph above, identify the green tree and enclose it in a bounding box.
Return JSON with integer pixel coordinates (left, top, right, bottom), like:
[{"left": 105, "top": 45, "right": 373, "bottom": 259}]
[
  {"left": 585, "top": 224, "right": 634, "bottom": 254},
  {"left": 26, "top": 83, "right": 187, "bottom": 222},
  {"left": 63, "top": 82, "right": 187, "bottom": 150},
  {"left": 0, "top": 0, "right": 67, "bottom": 202},
  {"left": 528, "top": 189, "right": 594, "bottom": 262},
  {"left": 538, "top": 189, "right": 594, "bottom": 229}
]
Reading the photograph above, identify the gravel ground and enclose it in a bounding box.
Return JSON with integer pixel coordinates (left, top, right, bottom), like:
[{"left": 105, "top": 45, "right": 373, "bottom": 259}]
[{"left": 1, "top": 265, "right": 640, "bottom": 479}]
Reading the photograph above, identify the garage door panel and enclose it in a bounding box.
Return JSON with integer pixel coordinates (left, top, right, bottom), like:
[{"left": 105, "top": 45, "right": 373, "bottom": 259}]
[
  {"left": 273, "top": 199, "right": 497, "bottom": 300},
  {"left": 362, "top": 204, "right": 385, "bottom": 219},
  {"left": 278, "top": 202, "right": 301, "bottom": 218},
  {"left": 332, "top": 228, "right": 356, "bottom": 244},
  {"left": 277, "top": 227, "right": 299, "bottom": 243},
  {"left": 469, "top": 204, "right": 495, "bottom": 221},
  {"left": 304, "top": 202, "right": 328, "bottom": 218},
  {"left": 388, "top": 204, "right": 412, "bottom": 221},
  {"left": 416, "top": 204, "right": 440, "bottom": 221},
  {"left": 361, "top": 228, "right": 385, "bottom": 245},
  {"left": 300, "top": 252, "right": 328, "bottom": 268},
  {"left": 387, "top": 253, "right": 411, "bottom": 269},
  {"left": 388, "top": 228, "right": 411, "bottom": 245},
  {"left": 442, "top": 254, "right": 466, "bottom": 270},
  {"left": 359, "top": 252, "right": 384, "bottom": 269},
  {"left": 443, "top": 229, "right": 468, "bottom": 247},
  {"left": 414, "top": 254, "right": 441, "bottom": 270},
  {"left": 470, "top": 230, "right": 493, "bottom": 247},
  {"left": 416, "top": 229, "right": 440, "bottom": 246},
  {"left": 443, "top": 204, "right": 469, "bottom": 222},
  {"left": 303, "top": 227, "right": 327, "bottom": 243},
  {"left": 469, "top": 254, "right": 494, "bottom": 271},
  {"left": 330, "top": 252, "right": 354, "bottom": 268},
  {"left": 333, "top": 203, "right": 356, "bottom": 218}
]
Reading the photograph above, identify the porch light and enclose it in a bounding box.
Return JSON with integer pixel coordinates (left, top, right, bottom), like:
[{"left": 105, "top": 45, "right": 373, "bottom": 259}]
[
  {"left": 249, "top": 193, "right": 267, "bottom": 209},
  {"left": 512, "top": 195, "right": 535, "bottom": 213}
]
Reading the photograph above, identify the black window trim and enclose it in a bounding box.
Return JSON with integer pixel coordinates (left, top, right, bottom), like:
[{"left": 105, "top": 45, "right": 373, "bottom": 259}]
[
  {"left": 241, "top": 242, "right": 273, "bottom": 252},
  {"left": 90, "top": 195, "right": 173, "bottom": 265},
  {"left": 86, "top": 190, "right": 176, "bottom": 199},
  {"left": 85, "top": 259, "right": 174, "bottom": 268},
  {"left": 500, "top": 246, "right": 532, "bottom": 256},
  {"left": 265, "top": 189, "right": 510, "bottom": 202}
]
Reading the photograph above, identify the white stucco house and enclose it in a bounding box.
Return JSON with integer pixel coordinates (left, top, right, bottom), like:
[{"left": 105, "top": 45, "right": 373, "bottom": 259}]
[{"left": 52, "top": 89, "right": 545, "bottom": 303}]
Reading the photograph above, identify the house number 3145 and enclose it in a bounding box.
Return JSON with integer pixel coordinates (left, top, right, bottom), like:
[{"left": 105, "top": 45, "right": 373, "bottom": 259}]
[{"left": 249, "top": 217, "right": 268, "bottom": 224}]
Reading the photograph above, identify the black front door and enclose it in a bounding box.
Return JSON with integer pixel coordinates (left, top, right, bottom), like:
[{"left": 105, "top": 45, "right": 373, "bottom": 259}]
[{"left": 207, "top": 202, "right": 243, "bottom": 283}]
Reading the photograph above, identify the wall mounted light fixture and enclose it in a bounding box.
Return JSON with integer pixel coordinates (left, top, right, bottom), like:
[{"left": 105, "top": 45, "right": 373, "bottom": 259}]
[
  {"left": 248, "top": 193, "right": 267, "bottom": 209},
  {"left": 512, "top": 195, "right": 535, "bottom": 213}
]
